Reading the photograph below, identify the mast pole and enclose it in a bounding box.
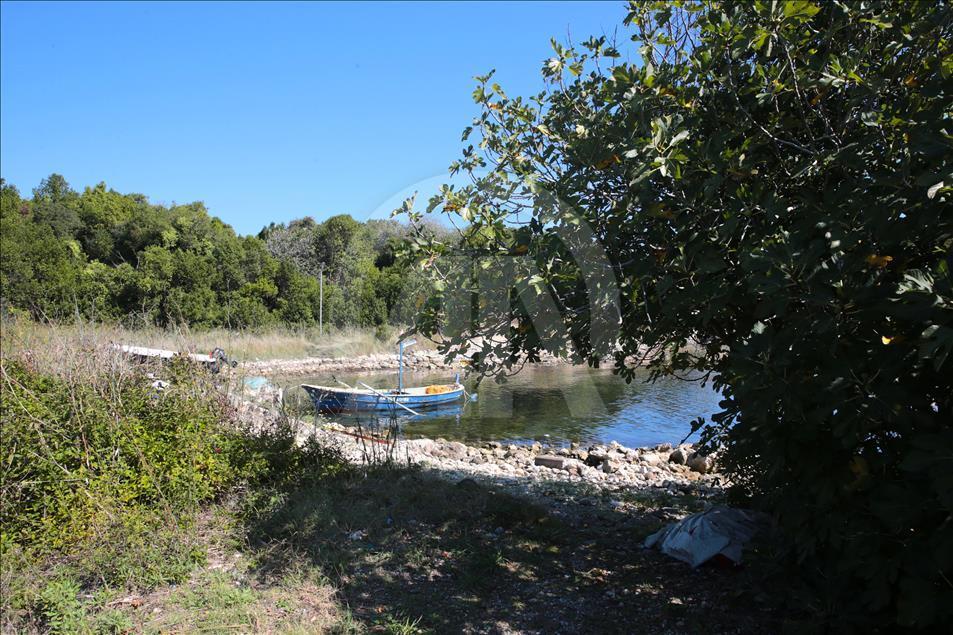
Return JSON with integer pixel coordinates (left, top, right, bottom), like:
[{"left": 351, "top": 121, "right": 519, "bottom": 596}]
[{"left": 319, "top": 263, "right": 324, "bottom": 337}]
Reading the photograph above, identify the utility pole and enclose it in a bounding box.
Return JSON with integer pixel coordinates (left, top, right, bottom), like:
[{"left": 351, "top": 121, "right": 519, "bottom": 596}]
[{"left": 319, "top": 263, "right": 324, "bottom": 337}]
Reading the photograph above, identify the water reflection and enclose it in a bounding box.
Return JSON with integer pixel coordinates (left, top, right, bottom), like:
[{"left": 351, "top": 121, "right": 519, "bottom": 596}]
[{"left": 282, "top": 365, "right": 721, "bottom": 448}]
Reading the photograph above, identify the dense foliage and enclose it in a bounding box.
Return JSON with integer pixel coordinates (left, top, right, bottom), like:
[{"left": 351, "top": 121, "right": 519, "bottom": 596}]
[
  {"left": 0, "top": 357, "right": 235, "bottom": 550},
  {"left": 401, "top": 0, "right": 952, "bottom": 629},
  {"left": 0, "top": 351, "right": 349, "bottom": 620},
  {"left": 0, "top": 175, "right": 439, "bottom": 328}
]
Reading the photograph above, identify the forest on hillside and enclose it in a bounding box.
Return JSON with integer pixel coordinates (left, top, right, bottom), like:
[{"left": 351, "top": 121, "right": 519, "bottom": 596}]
[{"left": 0, "top": 174, "right": 448, "bottom": 329}]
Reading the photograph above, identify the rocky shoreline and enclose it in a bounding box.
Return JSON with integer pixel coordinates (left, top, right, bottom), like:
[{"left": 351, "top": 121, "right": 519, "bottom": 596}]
[
  {"left": 240, "top": 347, "right": 571, "bottom": 377},
  {"left": 301, "top": 420, "right": 723, "bottom": 500},
  {"left": 241, "top": 348, "right": 458, "bottom": 376},
  {"left": 234, "top": 347, "right": 725, "bottom": 510},
  {"left": 235, "top": 372, "right": 723, "bottom": 502}
]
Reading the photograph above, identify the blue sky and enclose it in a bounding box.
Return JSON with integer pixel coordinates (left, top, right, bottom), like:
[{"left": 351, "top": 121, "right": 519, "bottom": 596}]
[{"left": 1, "top": 1, "right": 630, "bottom": 235}]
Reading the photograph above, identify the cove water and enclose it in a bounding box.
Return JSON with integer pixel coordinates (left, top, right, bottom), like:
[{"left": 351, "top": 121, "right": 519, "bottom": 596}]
[{"left": 283, "top": 365, "right": 722, "bottom": 449}]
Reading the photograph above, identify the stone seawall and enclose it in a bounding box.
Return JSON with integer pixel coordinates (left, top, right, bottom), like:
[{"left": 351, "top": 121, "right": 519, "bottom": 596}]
[
  {"left": 241, "top": 348, "right": 457, "bottom": 376},
  {"left": 241, "top": 348, "right": 575, "bottom": 377}
]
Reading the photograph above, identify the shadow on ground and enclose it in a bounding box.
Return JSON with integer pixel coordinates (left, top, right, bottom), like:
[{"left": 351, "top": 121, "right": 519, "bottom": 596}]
[{"left": 240, "top": 465, "right": 780, "bottom": 634}]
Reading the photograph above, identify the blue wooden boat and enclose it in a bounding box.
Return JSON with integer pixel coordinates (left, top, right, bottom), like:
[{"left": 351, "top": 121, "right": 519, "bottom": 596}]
[
  {"left": 301, "top": 338, "right": 467, "bottom": 415},
  {"left": 301, "top": 382, "right": 464, "bottom": 413}
]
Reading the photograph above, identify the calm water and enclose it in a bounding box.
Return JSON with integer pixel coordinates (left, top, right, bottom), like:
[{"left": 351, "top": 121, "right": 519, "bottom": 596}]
[{"left": 278, "top": 366, "right": 721, "bottom": 448}]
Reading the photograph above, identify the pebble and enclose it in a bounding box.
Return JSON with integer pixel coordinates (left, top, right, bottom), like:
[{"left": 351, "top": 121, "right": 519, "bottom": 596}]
[{"left": 686, "top": 452, "right": 713, "bottom": 474}]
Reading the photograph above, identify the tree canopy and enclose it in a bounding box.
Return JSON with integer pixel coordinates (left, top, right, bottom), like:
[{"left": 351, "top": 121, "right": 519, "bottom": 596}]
[
  {"left": 0, "top": 176, "right": 440, "bottom": 329},
  {"left": 399, "top": 1, "right": 952, "bottom": 629}
]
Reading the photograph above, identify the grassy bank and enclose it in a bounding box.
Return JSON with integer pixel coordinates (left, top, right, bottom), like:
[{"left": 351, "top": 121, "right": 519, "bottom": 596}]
[
  {"left": 0, "top": 323, "right": 349, "bottom": 632},
  {"left": 0, "top": 318, "right": 432, "bottom": 363}
]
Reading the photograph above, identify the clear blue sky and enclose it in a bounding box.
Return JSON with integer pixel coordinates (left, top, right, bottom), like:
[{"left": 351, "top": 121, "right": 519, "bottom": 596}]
[{"left": 1, "top": 1, "right": 630, "bottom": 235}]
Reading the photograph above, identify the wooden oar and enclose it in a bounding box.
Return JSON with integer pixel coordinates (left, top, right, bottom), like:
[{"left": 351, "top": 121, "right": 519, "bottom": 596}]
[{"left": 358, "top": 381, "right": 422, "bottom": 417}]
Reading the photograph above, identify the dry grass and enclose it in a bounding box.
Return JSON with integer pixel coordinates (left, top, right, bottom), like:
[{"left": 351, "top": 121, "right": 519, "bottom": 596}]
[
  {"left": 1, "top": 507, "right": 348, "bottom": 635},
  {"left": 0, "top": 318, "right": 148, "bottom": 394},
  {"left": 0, "top": 318, "right": 431, "bottom": 363},
  {"left": 128, "top": 557, "right": 344, "bottom": 634}
]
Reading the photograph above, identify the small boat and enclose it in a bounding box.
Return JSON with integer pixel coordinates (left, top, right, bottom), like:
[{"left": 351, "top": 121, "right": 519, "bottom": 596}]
[
  {"left": 301, "top": 382, "right": 464, "bottom": 413},
  {"left": 113, "top": 343, "right": 236, "bottom": 373},
  {"left": 301, "top": 338, "right": 466, "bottom": 415}
]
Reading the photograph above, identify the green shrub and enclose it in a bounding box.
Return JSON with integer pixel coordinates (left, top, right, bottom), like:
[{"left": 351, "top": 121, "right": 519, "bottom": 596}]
[
  {"left": 91, "top": 608, "right": 134, "bottom": 635},
  {"left": 72, "top": 508, "right": 208, "bottom": 589},
  {"left": 0, "top": 354, "right": 348, "bottom": 552},
  {"left": 0, "top": 358, "right": 235, "bottom": 550},
  {"left": 0, "top": 348, "right": 351, "bottom": 631},
  {"left": 39, "top": 578, "right": 86, "bottom": 634}
]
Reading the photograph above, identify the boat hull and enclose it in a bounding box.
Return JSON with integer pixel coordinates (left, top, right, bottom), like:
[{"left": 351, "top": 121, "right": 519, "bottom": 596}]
[{"left": 302, "top": 384, "right": 464, "bottom": 413}]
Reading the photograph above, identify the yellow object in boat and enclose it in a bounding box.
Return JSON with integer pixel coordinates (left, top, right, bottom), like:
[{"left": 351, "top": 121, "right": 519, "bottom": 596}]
[{"left": 425, "top": 384, "right": 454, "bottom": 395}]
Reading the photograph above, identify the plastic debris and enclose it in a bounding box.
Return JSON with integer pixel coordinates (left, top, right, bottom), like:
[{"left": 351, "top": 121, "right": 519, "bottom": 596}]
[
  {"left": 644, "top": 505, "right": 767, "bottom": 567},
  {"left": 243, "top": 376, "right": 270, "bottom": 391}
]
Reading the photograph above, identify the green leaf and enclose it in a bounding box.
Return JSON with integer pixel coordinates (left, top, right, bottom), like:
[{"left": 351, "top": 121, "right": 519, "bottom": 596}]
[
  {"left": 783, "top": 1, "right": 820, "bottom": 20},
  {"left": 670, "top": 130, "right": 690, "bottom": 146},
  {"left": 860, "top": 18, "right": 893, "bottom": 29}
]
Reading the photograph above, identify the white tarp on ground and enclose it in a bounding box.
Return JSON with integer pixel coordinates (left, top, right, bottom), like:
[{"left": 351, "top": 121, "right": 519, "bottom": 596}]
[{"left": 644, "top": 506, "right": 766, "bottom": 567}]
